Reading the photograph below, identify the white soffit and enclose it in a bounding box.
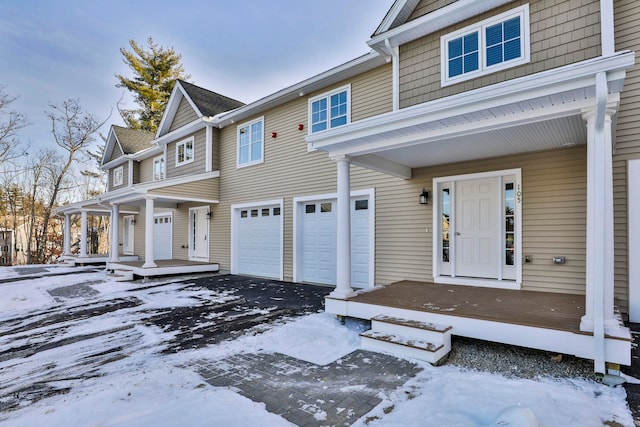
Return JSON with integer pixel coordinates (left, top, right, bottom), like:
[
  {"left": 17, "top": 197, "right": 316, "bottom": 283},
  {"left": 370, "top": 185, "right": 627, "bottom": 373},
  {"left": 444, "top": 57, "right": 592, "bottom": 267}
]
[{"left": 359, "top": 115, "right": 587, "bottom": 168}]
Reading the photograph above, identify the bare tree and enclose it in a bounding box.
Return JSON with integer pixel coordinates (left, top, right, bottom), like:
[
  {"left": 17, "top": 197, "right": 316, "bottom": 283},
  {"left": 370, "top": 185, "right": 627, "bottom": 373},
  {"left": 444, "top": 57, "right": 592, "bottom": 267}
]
[
  {"left": 35, "top": 100, "right": 107, "bottom": 263},
  {"left": 0, "top": 86, "right": 29, "bottom": 166}
]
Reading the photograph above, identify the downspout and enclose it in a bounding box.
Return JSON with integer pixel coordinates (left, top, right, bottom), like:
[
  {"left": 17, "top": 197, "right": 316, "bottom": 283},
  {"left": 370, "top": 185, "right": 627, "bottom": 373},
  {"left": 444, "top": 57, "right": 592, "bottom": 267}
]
[
  {"left": 593, "top": 71, "right": 608, "bottom": 375},
  {"left": 600, "top": 0, "right": 615, "bottom": 57},
  {"left": 385, "top": 39, "right": 400, "bottom": 111}
]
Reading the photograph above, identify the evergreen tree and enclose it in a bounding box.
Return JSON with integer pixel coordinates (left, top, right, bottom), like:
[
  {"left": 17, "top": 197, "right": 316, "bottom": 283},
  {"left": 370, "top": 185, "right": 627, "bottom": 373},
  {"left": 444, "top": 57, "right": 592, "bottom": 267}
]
[{"left": 115, "top": 37, "right": 190, "bottom": 132}]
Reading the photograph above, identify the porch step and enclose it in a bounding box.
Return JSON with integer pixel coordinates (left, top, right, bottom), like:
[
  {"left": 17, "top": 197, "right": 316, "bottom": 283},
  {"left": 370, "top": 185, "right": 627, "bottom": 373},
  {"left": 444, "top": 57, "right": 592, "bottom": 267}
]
[
  {"left": 360, "top": 315, "right": 452, "bottom": 365},
  {"left": 110, "top": 269, "right": 134, "bottom": 282}
]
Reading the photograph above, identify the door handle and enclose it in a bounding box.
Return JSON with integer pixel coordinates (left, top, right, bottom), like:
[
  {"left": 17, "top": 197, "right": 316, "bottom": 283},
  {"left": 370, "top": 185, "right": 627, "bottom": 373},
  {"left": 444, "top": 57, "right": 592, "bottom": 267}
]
[{"left": 455, "top": 232, "right": 461, "bottom": 236}]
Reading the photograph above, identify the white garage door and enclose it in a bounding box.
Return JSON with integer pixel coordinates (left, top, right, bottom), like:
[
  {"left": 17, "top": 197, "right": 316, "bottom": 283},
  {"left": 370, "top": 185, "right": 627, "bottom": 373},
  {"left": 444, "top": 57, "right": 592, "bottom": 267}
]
[
  {"left": 237, "top": 205, "right": 282, "bottom": 278},
  {"left": 153, "top": 214, "right": 172, "bottom": 260},
  {"left": 301, "top": 197, "right": 370, "bottom": 288}
]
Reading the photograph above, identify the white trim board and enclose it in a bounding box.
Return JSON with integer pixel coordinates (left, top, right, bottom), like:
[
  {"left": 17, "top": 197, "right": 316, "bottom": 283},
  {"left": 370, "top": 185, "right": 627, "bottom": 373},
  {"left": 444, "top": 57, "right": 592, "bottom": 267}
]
[{"left": 629, "top": 159, "right": 640, "bottom": 322}]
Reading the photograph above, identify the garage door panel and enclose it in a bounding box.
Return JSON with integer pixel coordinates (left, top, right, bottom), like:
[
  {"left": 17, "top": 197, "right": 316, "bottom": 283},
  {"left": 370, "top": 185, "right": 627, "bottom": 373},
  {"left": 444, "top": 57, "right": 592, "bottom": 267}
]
[
  {"left": 236, "top": 206, "right": 281, "bottom": 279},
  {"left": 300, "top": 198, "right": 370, "bottom": 288}
]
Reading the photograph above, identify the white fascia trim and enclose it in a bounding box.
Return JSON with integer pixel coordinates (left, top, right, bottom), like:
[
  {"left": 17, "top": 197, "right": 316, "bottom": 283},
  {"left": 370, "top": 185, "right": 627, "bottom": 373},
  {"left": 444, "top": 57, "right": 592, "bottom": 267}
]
[
  {"left": 213, "top": 51, "right": 386, "bottom": 128},
  {"left": 292, "top": 188, "right": 375, "bottom": 286},
  {"left": 369, "top": 0, "right": 513, "bottom": 53},
  {"left": 307, "top": 52, "right": 635, "bottom": 151},
  {"left": 230, "top": 198, "right": 285, "bottom": 280},
  {"left": 99, "top": 171, "right": 220, "bottom": 204},
  {"left": 155, "top": 118, "right": 206, "bottom": 146},
  {"left": 373, "top": 0, "right": 420, "bottom": 36},
  {"left": 101, "top": 154, "right": 136, "bottom": 171}
]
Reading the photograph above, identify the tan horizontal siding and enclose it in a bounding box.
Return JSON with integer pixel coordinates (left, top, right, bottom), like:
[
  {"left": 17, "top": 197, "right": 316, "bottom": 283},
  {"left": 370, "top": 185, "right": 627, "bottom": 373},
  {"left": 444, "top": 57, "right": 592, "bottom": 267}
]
[
  {"left": 108, "top": 143, "right": 123, "bottom": 163},
  {"left": 166, "top": 129, "right": 206, "bottom": 178},
  {"left": 399, "top": 0, "right": 602, "bottom": 108},
  {"left": 133, "top": 206, "right": 145, "bottom": 259},
  {"left": 213, "top": 65, "right": 393, "bottom": 279},
  {"left": 611, "top": 0, "right": 640, "bottom": 313},
  {"left": 149, "top": 177, "right": 219, "bottom": 201},
  {"left": 169, "top": 97, "right": 199, "bottom": 132},
  {"left": 138, "top": 157, "right": 154, "bottom": 183}
]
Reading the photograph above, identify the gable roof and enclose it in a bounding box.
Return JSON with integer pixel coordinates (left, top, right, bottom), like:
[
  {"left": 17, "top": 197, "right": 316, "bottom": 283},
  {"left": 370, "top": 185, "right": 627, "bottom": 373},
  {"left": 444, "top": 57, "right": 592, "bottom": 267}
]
[
  {"left": 156, "top": 80, "right": 245, "bottom": 137},
  {"left": 101, "top": 125, "right": 154, "bottom": 168},
  {"left": 178, "top": 80, "right": 245, "bottom": 117},
  {"left": 112, "top": 125, "right": 154, "bottom": 154},
  {"left": 368, "top": 0, "right": 512, "bottom": 54}
]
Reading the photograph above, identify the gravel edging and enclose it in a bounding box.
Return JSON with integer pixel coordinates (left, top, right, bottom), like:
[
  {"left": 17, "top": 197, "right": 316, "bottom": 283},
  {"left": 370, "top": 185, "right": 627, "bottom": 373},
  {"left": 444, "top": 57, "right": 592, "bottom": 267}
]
[{"left": 444, "top": 336, "right": 595, "bottom": 380}]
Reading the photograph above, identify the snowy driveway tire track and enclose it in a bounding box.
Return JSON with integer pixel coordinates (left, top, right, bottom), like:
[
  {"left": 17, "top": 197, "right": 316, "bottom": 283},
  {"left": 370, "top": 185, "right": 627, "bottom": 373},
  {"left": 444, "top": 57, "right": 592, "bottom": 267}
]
[{"left": 0, "top": 273, "right": 327, "bottom": 418}]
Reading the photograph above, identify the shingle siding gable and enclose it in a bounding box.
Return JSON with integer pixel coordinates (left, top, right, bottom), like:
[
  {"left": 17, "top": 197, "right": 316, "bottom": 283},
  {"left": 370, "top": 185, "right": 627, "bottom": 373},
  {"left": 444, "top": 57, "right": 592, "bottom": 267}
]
[{"left": 398, "top": 0, "right": 602, "bottom": 108}]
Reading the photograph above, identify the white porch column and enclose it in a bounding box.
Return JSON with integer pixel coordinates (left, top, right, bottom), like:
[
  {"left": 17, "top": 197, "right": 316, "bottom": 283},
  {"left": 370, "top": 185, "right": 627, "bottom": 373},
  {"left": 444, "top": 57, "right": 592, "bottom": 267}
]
[
  {"left": 109, "top": 204, "right": 120, "bottom": 262},
  {"left": 330, "top": 155, "right": 356, "bottom": 299},
  {"left": 580, "top": 101, "right": 619, "bottom": 337},
  {"left": 142, "top": 196, "right": 157, "bottom": 268},
  {"left": 79, "top": 210, "right": 88, "bottom": 258},
  {"left": 63, "top": 214, "right": 72, "bottom": 256}
]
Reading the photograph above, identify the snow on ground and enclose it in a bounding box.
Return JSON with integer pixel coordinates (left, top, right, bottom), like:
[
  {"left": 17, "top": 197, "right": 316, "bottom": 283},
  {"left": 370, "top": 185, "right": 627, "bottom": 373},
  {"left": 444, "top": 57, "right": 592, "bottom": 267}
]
[{"left": 0, "top": 267, "right": 635, "bottom": 426}]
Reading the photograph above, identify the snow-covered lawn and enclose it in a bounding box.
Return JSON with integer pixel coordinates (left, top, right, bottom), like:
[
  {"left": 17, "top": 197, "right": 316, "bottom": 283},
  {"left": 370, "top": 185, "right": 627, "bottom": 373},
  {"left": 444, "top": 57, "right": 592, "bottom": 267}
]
[{"left": 0, "top": 265, "right": 634, "bottom": 426}]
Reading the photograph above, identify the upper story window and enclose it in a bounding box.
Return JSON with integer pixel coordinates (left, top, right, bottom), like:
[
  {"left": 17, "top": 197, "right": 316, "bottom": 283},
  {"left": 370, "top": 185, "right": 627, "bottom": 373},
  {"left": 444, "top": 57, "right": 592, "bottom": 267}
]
[
  {"left": 175, "top": 137, "right": 194, "bottom": 167},
  {"left": 153, "top": 155, "right": 165, "bottom": 181},
  {"left": 309, "top": 85, "right": 351, "bottom": 133},
  {"left": 112, "top": 165, "right": 123, "bottom": 187},
  {"left": 441, "top": 4, "right": 530, "bottom": 86},
  {"left": 237, "top": 117, "right": 264, "bottom": 168}
]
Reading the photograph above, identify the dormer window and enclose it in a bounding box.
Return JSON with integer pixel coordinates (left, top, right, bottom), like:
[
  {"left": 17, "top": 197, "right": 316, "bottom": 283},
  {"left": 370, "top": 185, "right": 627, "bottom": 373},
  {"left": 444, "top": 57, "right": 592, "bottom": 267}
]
[
  {"left": 176, "top": 137, "right": 194, "bottom": 166},
  {"left": 441, "top": 4, "right": 530, "bottom": 86},
  {"left": 153, "top": 155, "right": 165, "bottom": 181},
  {"left": 112, "top": 166, "right": 124, "bottom": 187}
]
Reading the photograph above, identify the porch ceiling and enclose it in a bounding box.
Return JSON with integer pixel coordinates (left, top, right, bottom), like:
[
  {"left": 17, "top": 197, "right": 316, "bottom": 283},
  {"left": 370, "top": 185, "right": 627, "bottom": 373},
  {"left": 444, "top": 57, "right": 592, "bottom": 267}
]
[{"left": 355, "top": 114, "right": 586, "bottom": 169}]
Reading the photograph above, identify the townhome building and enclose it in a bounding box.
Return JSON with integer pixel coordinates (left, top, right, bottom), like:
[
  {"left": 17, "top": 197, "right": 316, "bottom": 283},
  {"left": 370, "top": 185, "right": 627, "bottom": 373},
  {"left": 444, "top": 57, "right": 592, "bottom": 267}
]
[{"left": 57, "top": 0, "right": 640, "bottom": 374}]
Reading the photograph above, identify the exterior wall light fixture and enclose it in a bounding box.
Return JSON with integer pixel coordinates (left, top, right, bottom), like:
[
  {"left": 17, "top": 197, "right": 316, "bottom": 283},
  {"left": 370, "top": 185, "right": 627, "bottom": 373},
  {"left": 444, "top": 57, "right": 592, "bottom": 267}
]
[{"left": 419, "top": 189, "right": 430, "bottom": 205}]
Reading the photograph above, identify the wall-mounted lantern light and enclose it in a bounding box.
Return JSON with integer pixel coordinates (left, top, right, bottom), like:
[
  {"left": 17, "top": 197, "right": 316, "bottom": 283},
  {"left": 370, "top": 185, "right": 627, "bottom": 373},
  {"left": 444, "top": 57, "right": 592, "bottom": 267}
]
[
  {"left": 131, "top": 219, "right": 136, "bottom": 225},
  {"left": 419, "top": 188, "right": 430, "bottom": 205},
  {"left": 206, "top": 211, "right": 212, "bottom": 220}
]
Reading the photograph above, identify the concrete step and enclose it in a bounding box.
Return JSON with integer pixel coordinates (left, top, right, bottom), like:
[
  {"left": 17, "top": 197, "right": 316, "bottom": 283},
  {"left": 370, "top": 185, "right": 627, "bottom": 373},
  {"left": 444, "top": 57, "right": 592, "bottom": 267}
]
[
  {"left": 360, "top": 330, "right": 449, "bottom": 365},
  {"left": 110, "top": 269, "right": 134, "bottom": 282},
  {"left": 370, "top": 315, "right": 452, "bottom": 345}
]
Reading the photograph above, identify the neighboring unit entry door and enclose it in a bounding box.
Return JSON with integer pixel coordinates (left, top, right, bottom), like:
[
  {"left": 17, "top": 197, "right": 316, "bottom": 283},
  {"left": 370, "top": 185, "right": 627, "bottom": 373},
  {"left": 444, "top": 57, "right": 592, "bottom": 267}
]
[
  {"left": 189, "top": 207, "right": 209, "bottom": 261},
  {"left": 122, "top": 215, "right": 135, "bottom": 255},
  {"left": 153, "top": 214, "right": 172, "bottom": 260}
]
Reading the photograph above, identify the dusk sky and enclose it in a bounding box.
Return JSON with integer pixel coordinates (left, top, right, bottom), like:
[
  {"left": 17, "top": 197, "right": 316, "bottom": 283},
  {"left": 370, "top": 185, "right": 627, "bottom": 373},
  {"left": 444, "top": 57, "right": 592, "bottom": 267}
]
[{"left": 0, "top": 0, "right": 393, "bottom": 157}]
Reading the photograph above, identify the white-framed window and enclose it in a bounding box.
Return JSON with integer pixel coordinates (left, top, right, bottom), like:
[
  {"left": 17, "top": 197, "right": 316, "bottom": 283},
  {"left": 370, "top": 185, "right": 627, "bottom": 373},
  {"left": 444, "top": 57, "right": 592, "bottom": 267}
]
[
  {"left": 308, "top": 85, "right": 351, "bottom": 134},
  {"left": 112, "top": 165, "right": 124, "bottom": 187},
  {"left": 237, "top": 117, "right": 264, "bottom": 168},
  {"left": 175, "top": 137, "right": 194, "bottom": 167},
  {"left": 440, "top": 4, "right": 530, "bottom": 86},
  {"left": 153, "top": 155, "right": 165, "bottom": 181}
]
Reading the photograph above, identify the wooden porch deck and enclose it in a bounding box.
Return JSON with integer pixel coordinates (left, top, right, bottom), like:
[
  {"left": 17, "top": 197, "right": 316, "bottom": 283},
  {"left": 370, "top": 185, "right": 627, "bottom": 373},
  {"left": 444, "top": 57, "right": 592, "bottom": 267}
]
[
  {"left": 348, "top": 280, "right": 585, "bottom": 334},
  {"left": 328, "top": 280, "right": 632, "bottom": 365}
]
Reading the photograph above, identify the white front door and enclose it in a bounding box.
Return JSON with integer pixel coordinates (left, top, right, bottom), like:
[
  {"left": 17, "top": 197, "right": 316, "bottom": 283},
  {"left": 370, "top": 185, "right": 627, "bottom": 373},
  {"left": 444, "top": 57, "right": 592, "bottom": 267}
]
[
  {"left": 455, "top": 178, "right": 499, "bottom": 278},
  {"left": 435, "top": 169, "right": 521, "bottom": 287},
  {"left": 189, "top": 207, "right": 209, "bottom": 261},
  {"left": 122, "top": 215, "right": 135, "bottom": 255}
]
